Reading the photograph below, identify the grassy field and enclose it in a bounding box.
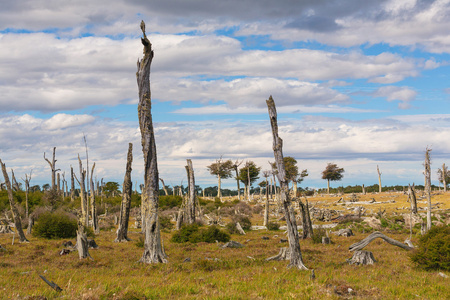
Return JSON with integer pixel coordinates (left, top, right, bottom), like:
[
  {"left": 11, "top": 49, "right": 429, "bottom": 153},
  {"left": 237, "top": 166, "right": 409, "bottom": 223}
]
[{"left": 0, "top": 192, "right": 449, "bottom": 299}]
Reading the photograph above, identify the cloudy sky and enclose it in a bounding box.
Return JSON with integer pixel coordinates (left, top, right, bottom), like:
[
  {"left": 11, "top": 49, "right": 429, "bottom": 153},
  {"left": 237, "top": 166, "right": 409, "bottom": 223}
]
[{"left": 1, "top": 0, "right": 450, "bottom": 191}]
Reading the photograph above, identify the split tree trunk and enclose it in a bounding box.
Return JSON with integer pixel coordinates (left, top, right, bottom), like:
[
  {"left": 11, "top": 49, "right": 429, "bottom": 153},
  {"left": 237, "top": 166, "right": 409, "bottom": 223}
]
[
  {"left": 76, "top": 155, "right": 88, "bottom": 228},
  {"left": 159, "top": 178, "right": 169, "bottom": 196},
  {"left": 267, "top": 96, "right": 307, "bottom": 270},
  {"left": 116, "top": 143, "right": 133, "bottom": 242},
  {"left": 0, "top": 159, "right": 28, "bottom": 242},
  {"left": 408, "top": 184, "right": 417, "bottom": 214},
  {"left": 185, "top": 159, "right": 196, "bottom": 224},
  {"left": 299, "top": 199, "right": 313, "bottom": 239},
  {"left": 44, "top": 147, "right": 60, "bottom": 190},
  {"left": 137, "top": 20, "right": 166, "bottom": 264}
]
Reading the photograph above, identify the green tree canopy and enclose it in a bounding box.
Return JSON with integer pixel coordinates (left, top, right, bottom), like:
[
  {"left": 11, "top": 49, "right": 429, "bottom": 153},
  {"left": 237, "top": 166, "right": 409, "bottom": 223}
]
[
  {"left": 271, "top": 157, "right": 308, "bottom": 184},
  {"left": 322, "top": 163, "right": 344, "bottom": 182},
  {"left": 103, "top": 181, "right": 120, "bottom": 197},
  {"left": 237, "top": 161, "right": 261, "bottom": 186},
  {"left": 206, "top": 159, "right": 234, "bottom": 179}
]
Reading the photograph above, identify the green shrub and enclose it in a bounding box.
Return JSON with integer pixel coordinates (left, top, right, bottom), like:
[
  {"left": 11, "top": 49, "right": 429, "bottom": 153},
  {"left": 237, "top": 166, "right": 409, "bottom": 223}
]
[
  {"left": 171, "top": 223, "right": 230, "bottom": 243},
  {"left": 160, "top": 216, "right": 174, "bottom": 231},
  {"left": 266, "top": 222, "right": 280, "bottom": 231},
  {"left": 226, "top": 215, "right": 252, "bottom": 234},
  {"left": 32, "top": 212, "right": 78, "bottom": 239},
  {"left": 410, "top": 225, "right": 450, "bottom": 271},
  {"left": 311, "top": 226, "right": 327, "bottom": 244},
  {"left": 159, "top": 195, "right": 183, "bottom": 210}
]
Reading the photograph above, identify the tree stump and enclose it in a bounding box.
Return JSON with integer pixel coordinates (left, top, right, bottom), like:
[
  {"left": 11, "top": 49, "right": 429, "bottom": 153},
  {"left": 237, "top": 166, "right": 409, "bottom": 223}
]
[
  {"left": 76, "top": 230, "right": 91, "bottom": 259},
  {"left": 322, "top": 237, "right": 331, "bottom": 244},
  {"left": 347, "top": 250, "right": 376, "bottom": 265},
  {"left": 235, "top": 222, "right": 246, "bottom": 235},
  {"left": 266, "top": 247, "right": 290, "bottom": 261}
]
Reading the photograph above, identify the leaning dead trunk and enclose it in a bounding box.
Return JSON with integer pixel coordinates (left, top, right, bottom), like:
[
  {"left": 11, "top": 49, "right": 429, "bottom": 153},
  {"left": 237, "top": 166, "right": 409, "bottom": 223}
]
[
  {"left": 185, "top": 159, "right": 196, "bottom": 224},
  {"left": 0, "top": 159, "right": 28, "bottom": 242},
  {"left": 159, "top": 178, "right": 169, "bottom": 196},
  {"left": 266, "top": 96, "right": 307, "bottom": 270},
  {"left": 116, "top": 143, "right": 133, "bottom": 242},
  {"left": 349, "top": 231, "right": 413, "bottom": 252},
  {"left": 137, "top": 20, "right": 166, "bottom": 264}
]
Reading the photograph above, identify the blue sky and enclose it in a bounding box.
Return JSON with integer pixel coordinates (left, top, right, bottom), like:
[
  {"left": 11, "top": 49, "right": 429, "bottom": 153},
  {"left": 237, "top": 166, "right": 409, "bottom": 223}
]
[{"left": 1, "top": 0, "right": 450, "bottom": 191}]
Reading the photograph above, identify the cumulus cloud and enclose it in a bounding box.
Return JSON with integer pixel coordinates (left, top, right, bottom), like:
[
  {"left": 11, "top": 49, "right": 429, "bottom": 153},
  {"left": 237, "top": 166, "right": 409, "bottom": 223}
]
[{"left": 372, "top": 86, "right": 417, "bottom": 109}]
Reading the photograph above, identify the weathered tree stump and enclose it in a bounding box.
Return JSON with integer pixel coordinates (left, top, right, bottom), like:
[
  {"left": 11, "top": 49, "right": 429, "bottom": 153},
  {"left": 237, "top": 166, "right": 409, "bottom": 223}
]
[
  {"left": 347, "top": 250, "right": 376, "bottom": 265},
  {"left": 235, "top": 222, "right": 246, "bottom": 235},
  {"left": 266, "top": 247, "right": 290, "bottom": 261},
  {"left": 334, "top": 228, "right": 354, "bottom": 237},
  {"left": 76, "top": 230, "right": 91, "bottom": 259},
  {"left": 322, "top": 237, "right": 331, "bottom": 244}
]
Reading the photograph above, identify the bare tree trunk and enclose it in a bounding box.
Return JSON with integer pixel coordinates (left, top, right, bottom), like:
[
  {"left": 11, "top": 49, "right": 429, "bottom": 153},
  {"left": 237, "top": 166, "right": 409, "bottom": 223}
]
[
  {"left": 22, "top": 170, "right": 32, "bottom": 219},
  {"left": 57, "top": 172, "right": 61, "bottom": 194},
  {"left": 264, "top": 178, "right": 269, "bottom": 227},
  {"left": 116, "top": 143, "right": 133, "bottom": 242},
  {"left": 44, "top": 147, "right": 60, "bottom": 190},
  {"left": 137, "top": 21, "right": 166, "bottom": 264},
  {"left": 377, "top": 165, "right": 382, "bottom": 193},
  {"left": 233, "top": 162, "right": 242, "bottom": 201},
  {"left": 185, "top": 159, "right": 196, "bottom": 224},
  {"left": 75, "top": 155, "right": 88, "bottom": 228},
  {"left": 327, "top": 179, "right": 330, "bottom": 194},
  {"left": 349, "top": 231, "right": 413, "bottom": 251},
  {"left": 90, "top": 163, "right": 99, "bottom": 234},
  {"left": 11, "top": 170, "right": 20, "bottom": 191},
  {"left": 159, "top": 178, "right": 168, "bottom": 196},
  {"left": 408, "top": 184, "right": 417, "bottom": 214},
  {"left": 424, "top": 148, "right": 432, "bottom": 231},
  {"left": 0, "top": 159, "right": 28, "bottom": 242},
  {"left": 70, "top": 166, "right": 75, "bottom": 201},
  {"left": 217, "top": 173, "right": 221, "bottom": 199},
  {"left": 299, "top": 199, "right": 313, "bottom": 239},
  {"left": 443, "top": 163, "right": 447, "bottom": 192},
  {"left": 266, "top": 96, "right": 307, "bottom": 270},
  {"left": 362, "top": 184, "right": 365, "bottom": 195}
]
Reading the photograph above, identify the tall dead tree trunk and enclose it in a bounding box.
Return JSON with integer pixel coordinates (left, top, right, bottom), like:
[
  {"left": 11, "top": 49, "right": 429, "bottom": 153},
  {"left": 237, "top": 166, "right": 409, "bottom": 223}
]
[
  {"left": 267, "top": 96, "right": 307, "bottom": 270},
  {"left": 70, "top": 166, "right": 75, "bottom": 201},
  {"left": 75, "top": 154, "right": 88, "bottom": 228},
  {"left": 233, "top": 160, "right": 242, "bottom": 201},
  {"left": 57, "top": 172, "right": 61, "bottom": 194},
  {"left": 362, "top": 184, "right": 365, "bottom": 195},
  {"left": 185, "top": 159, "right": 196, "bottom": 224},
  {"left": 90, "top": 163, "right": 99, "bottom": 234},
  {"left": 0, "top": 159, "right": 28, "bottom": 242},
  {"left": 116, "top": 143, "right": 133, "bottom": 242},
  {"left": 137, "top": 20, "right": 166, "bottom": 264},
  {"left": 424, "top": 147, "right": 432, "bottom": 231},
  {"left": 44, "top": 147, "right": 60, "bottom": 190},
  {"left": 11, "top": 170, "right": 20, "bottom": 191},
  {"left": 377, "top": 165, "right": 382, "bottom": 193},
  {"left": 22, "top": 170, "right": 32, "bottom": 219},
  {"left": 442, "top": 163, "right": 447, "bottom": 192}
]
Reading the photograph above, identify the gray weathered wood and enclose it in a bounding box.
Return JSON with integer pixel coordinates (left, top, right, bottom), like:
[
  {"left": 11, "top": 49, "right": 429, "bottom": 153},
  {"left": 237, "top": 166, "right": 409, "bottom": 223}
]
[
  {"left": 0, "top": 159, "right": 28, "bottom": 242},
  {"left": 424, "top": 147, "right": 432, "bottom": 231},
  {"left": 349, "top": 231, "right": 413, "bottom": 252},
  {"left": 44, "top": 147, "right": 60, "bottom": 190},
  {"left": 115, "top": 143, "right": 133, "bottom": 242},
  {"left": 299, "top": 199, "right": 313, "bottom": 239},
  {"left": 90, "top": 163, "right": 99, "bottom": 234},
  {"left": 347, "top": 250, "right": 376, "bottom": 265},
  {"left": 137, "top": 20, "right": 167, "bottom": 264},
  {"left": 185, "top": 159, "right": 196, "bottom": 224},
  {"left": 266, "top": 96, "right": 307, "bottom": 270}
]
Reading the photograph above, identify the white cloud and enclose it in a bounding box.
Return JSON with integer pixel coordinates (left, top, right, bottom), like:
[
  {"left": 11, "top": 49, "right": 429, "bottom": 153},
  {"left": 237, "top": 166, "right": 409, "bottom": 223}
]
[{"left": 373, "top": 86, "right": 417, "bottom": 109}]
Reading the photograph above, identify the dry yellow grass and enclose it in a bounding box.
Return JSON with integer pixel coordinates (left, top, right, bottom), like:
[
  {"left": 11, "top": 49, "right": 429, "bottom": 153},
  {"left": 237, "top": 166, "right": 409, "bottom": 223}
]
[{"left": 0, "top": 192, "right": 449, "bottom": 299}]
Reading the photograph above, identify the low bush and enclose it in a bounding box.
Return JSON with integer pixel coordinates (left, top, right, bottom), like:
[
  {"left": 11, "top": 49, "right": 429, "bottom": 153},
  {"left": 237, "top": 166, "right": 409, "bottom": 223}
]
[
  {"left": 171, "top": 223, "right": 230, "bottom": 243},
  {"left": 160, "top": 216, "right": 174, "bottom": 231},
  {"left": 32, "top": 212, "right": 78, "bottom": 239},
  {"left": 266, "top": 222, "right": 280, "bottom": 231},
  {"left": 159, "top": 195, "right": 183, "bottom": 210},
  {"left": 410, "top": 225, "right": 450, "bottom": 271},
  {"left": 311, "top": 226, "right": 327, "bottom": 244},
  {"left": 226, "top": 215, "right": 252, "bottom": 234}
]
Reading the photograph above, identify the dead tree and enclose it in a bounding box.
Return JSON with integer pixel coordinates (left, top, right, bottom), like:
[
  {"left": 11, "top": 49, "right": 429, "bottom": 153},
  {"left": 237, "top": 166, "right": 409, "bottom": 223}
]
[
  {"left": 116, "top": 143, "right": 133, "bottom": 242},
  {"left": 159, "top": 178, "right": 169, "bottom": 196},
  {"left": 377, "top": 165, "right": 382, "bottom": 193},
  {"left": 57, "top": 172, "right": 61, "bottom": 194},
  {"left": 349, "top": 231, "right": 413, "bottom": 252},
  {"left": 44, "top": 147, "right": 60, "bottom": 190},
  {"left": 263, "top": 170, "right": 270, "bottom": 227},
  {"left": 424, "top": 147, "right": 432, "bottom": 231},
  {"left": 21, "top": 170, "right": 32, "bottom": 219},
  {"left": 11, "top": 170, "right": 20, "bottom": 191},
  {"left": 266, "top": 96, "right": 307, "bottom": 270},
  {"left": 0, "top": 159, "right": 28, "bottom": 242},
  {"left": 185, "top": 159, "right": 196, "bottom": 224},
  {"left": 299, "top": 198, "right": 313, "bottom": 239},
  {"left": 408, "top": 184, "right": 417, "bottom": 214},
  {"left": 90, "top": 163, "right": 99, "bottom": 234},
  {"left": 70, "top": 166, "right": 75, "bottom": 201},
  {"left": 74, "top": 154, "right": 88, "bottom": 227},
  {"left": 232, "top": 160, "right": 243, "bottom": 201},
  {"left": 137, "top": 20, "right": 166, "bottom": 264}
]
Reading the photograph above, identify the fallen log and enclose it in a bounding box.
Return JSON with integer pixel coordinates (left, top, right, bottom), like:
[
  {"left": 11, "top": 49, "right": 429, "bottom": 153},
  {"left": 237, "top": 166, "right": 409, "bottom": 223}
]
[
  {"left": 39, "top": 274, "right": 62, "bottom": 292},
  {"left": 349, "top": 231, "right": 413, "bottom": 252}
]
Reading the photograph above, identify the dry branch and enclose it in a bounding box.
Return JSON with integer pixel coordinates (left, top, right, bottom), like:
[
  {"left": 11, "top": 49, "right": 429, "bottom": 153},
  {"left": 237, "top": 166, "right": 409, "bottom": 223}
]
[{"left": 349, "top": 231, "right": 413, "bottom": 252}]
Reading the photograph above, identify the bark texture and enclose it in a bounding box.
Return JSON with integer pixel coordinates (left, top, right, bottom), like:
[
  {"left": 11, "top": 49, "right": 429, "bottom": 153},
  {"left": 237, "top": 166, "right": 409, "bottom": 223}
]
[
  {"left": 299, "top": 199, "right": 313, "bottom": 239},
  {"left": 424, "top": 148, "right": 432, "bottom": 231},
  {"left": 76, "top": 155, "right": 88, "bottom": 227},
  {"left": 266, "top": 96, "right": 307, "bottom": 270},
  {"left": 185, "top": 159, "right": 196, "bottom": 224},
  {"left": 90, "top": 163, "right": 99, "bottom": 234},
  {"left": 377, "top": 165, "right": 382, "bottom": 193},
  {"left": 347, "top": 251, "right": 376, "bottom": 265},
  {"left": 0, "top": 159, "right": 28, "bottom": 242},
  {"left": 408, "top": 184, "right": 417, "bottom": 214},
  {"left": 137, "top": 20, "right": 166, "bottom": 264},
  {"left": 116, "top": 143, "right": 133, "bottom": 242}
]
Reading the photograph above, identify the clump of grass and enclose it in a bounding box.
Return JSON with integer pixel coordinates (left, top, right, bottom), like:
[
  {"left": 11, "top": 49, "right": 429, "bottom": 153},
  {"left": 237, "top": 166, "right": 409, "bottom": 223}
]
[
  {"left": 311, "top": 226, "right": 327, "bottom": 244},
  {"left": 266, "top": 222, "right": 280, "bottom": 231}
]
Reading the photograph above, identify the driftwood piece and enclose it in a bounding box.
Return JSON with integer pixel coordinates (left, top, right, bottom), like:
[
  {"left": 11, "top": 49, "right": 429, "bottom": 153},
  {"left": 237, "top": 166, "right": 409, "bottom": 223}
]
[
  {"left": 0, "top": 225, "right": 13, "bottom": 234},
  {"left": 266, "top": 247, "right": 290, "bottom": 261},
  {"left": 235, "top": 222, "right": 246, "bottom": 235},
  {"left": 347, "top": 250, "right": 376, "bottom": 265},
  {"left": 39, "top": 274, "right": 62, "bottom": 292},
  {"left": 349, "top": 231, "right": 413, "bottom": 252}
]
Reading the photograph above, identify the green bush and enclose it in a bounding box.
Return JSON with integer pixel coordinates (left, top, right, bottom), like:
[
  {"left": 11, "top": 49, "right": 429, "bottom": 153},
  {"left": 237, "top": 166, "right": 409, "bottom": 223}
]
[
  {"left": 171, "top": 223, "right": 230, "bottom": 243},
  {"left": 160, "top": 216, "right": 174, "bottom": 231},
  {"left": 311, "top": 226, "right": 327, "bottom": 244},
  {"left": 32, "top": 212, "right": 78, "bottom": 239},
  {"left": 410, "top": 225, "right": 450, "bottom": 271},
  {"left": 159, "top": 195, "right": 183, "bottom": 210},
  {"left": 266, "top": 222, "right": 280, "bottom": 231},
  {"left": 226, "top": 215, "right": 252, "bottom": 234}
]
